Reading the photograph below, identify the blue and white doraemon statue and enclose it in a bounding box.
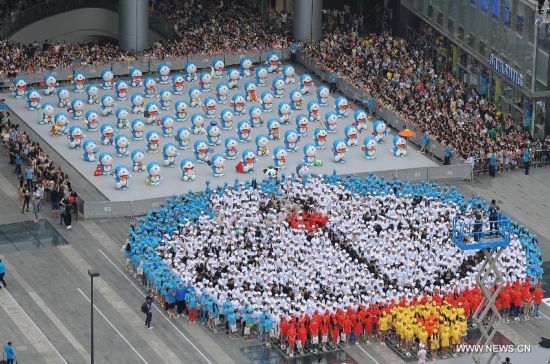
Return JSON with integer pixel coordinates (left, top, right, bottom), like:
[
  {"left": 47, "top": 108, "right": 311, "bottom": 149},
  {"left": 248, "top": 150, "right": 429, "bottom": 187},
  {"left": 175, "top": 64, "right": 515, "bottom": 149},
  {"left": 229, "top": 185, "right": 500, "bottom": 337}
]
[
  {"left": 184, "top": 62, "right": 197, "bottom": 82},
  {"left": 231, "top": 94, "right": 246, "bottom": 115},
  {"left": 272, "top": 146, "right": 287, "bottom": 169},
  {"left": 332, "top": 139, "right": 347, "bottom": 163},
  {"left": 114, "top": 134, "right": 131, "bottom": 157},
  {"left": 216, "top": 83, "right": 229, "bottom": 104},
  {"left": 85, "top": 110, "right": 100, "bottom": 132},
  {"left": 98, "top": 152, "right": 113, "bottom": 175},
  {"left": 101, "top": 68, "right": 114, "bottom": 90},
  {"left": 289, "top": 90, "right": 303, "bottom": 110},
  {"left": 12, "top": 77, "right": 27, "bottom": 98},
  {"left": 114, "top": 165, "right": 131, "bottom": 190},
  {"left": 143, "top": 77, "right": 157, "bottom": 98},
  {"left": 278, "top": 102, "right": 292, "bottom": 124},
  {"left": 316, "top": 85, "right": 329, "bottom": 107},
  {"left": 72, "top": 71, "right": 86, "bottom": 93},
  {"left": 307, "top": 101, "right": 321, "bottom": 122},
  {"left": 334, "top": 96, "right": 349, "bottom": 118},
  {"left": 190, "top": 113, "right": 206, "bottom": 135},
  {"left": 244, "top": 81, "right": 257, "bottom": 102},
  {"left": 86, "top": 84, "right": 100, "bottom": 105},
  {"left": 131, "top": 149, "right": 146, "bottom": 172},
  {"left": 260, "top": 91, "right": 274, "bottom": 112},
  {"left": 131, "top": 93, "right": 145, "bottom": 114},
  {"left": 362, "top": 136, "right": 377, "bottom": 160},
  {"left": 267, "top": 118, "right": 281, "bottom": 140},
  {"left": 392, "top": 135, "right": 407, "bottom": 157},
  {"left": 158, "top": 89, "right": 172, "bottom": 110},
  {"left": 203, "top": 97, "right": 217, "bottom": 119},
  {"left": 206, "top": 124, "right": 221, "bottom": 146},
  {"left": 344, "top": 124, "right": 359, "bottom": 147},
  {"left": 272, "top": 77, "right": 285, "bottom": 98},
  {"left": 146, "top": 162, "right": 162, "bottom": 186},
  {"left": 99, "top": 124, "right": 115, "bottom": 145},
  {"left": 43, "top": 74, "right": 57, "bottom": 96},
  {"left": 249, "top": 106, "right": 262, "bottom": 127},
  {"left": 227, "top": 68, "right": 241, "bottom": 89},
  {"left": 199, "top": 72, "right": 212, "bottom": 92},
  {"left": 146, "top": 130, "right": 161, "bottom": 154},
  {"left": 299, "top": 74, "right": 313, "bottom": 95},
  {"left": 210, "top": 153, "right": 225, "bottom": 177},
  {"left": 255, "top": 134, "right": 270, "bottom": 157},
  {"left": 68, "top": 125, "right": 84, "bottom": 149},
  {"left": 175, "top": 100, "right": 188, "bottom": 122},
  {"left": 172, "top": 73, "right": 185, "bottom": 95},
  {"left": 131, "top": 119, "right": 145, "bottom": 141},
  {"left": 295, "top": 114, "right": 309, "bottom": 136},
  {"left": 144, "top": 102, "right": 160, "bottom": 125},
  {"left": 282, "top": 64, "right": 296, "bottom": 84},
  {"left": 53, "top": 113, "right": 69, "bottom": 136},
  {"left": 157, "top": 63, "right": 171, "bottom": 84},
  {"left": 265, "top": 52, "right": 280, "bottom": 73},
  {"left": 40, "top": 103, "right": 55, "bottom": 125},
  {"left": 237, "top": 120, "right": 252, "bottom": 143},
  {"left": 101, "top": 94, "right": 115, "bottom": 116},
  {"left": 284, "top": 129, "right": 300, "bottom": 153},
  {"left": 255, "top": 66, "right": 268, "bottom": 86},
  {"left": 82, "top": 140, "right": 98, "bottom": 162},
  {"left": 220, "top": 109, "right": 233, "bottom": 130},
  {"left": 240, "top": 149, "right": 257, "bottom": 173},
  {"left": 354, "top": 109, "right": 368, "bottom": 133},
  {"left": 313, "top": 128, "right": 328, "bottom": 149},
  {"left": 115, "top": 107, "right": 130, "bottom": 129},
  {"left": 189, "top": 87, "right": 202, "bottom": 108},
  {"left": 303, "top": 143, "right": 317, "bottom": 166},
  {"left": 70, "top": 98, "right": 84, "bottom": 120},
  {"left": 26, "top": 89, "right": 41, "bottom": 110},
  {"left": 57, "top": 87, "right": 70, "bottom": 108},
  {"left": 212, "top": 58, "right": 225, "bottom": 79},
  {"left": 130, "top": 67, "right": 143, "bottom": 88},
  {"left": 240, "top": 56, "right": 253, "bottom": 77},
  {"left": 325, "top": 111, "right": 338, "bottom": 133},
  {"left": 180, "top": 159, "right": 196, "bottom": 181},
  {"left": 161, "top": 115, "right": 175, "bottom": 137},
  {"left": 193, "top": 140, "right": 209, "bottom": 163},
  {"left": 224, "top": 137, "right": 239, "bottom": 160},
  {"left": 162, "top": 143, "right": 178, "bottom": 167},
  {"left": 175, "top": 127, "right": 192, "bottom": 150},
  {"left": 372, "top": 119, "right": 390, "bottom": 143}
]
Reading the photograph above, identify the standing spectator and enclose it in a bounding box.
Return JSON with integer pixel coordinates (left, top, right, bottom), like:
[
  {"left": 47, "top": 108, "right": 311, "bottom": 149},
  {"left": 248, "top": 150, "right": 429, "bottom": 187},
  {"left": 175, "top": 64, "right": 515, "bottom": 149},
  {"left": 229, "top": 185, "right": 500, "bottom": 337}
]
[
  {"left": 24, "top": 165, "right": 33, "bottom": 189},
  {"left": 142, "top": 296, "right": 154, "bottom": 329},
  {"left": 444, "top": 144, "right": 452, "bottom": 165},
  {"left": 489, "top": 152, "right": 497, "bottom": 178},
  {"left": 69, "top": 191, "right": 78, "bottom": 221},
  {"left": 175, "top": 282, "right": 187, "bottom": 318},
  {"left": 0, "top": 258, "right": 6, "bottom": 288},
  {"left": 523, "top": 148, "right": 530, "bottom": 175},
  {"left": 14, "top": 152, "right": 22, "bottom": 174},
  {"left": 20, "top": 188, "right": 30, "bottom": 213},
  {"left": 421, "top": 131, "right": 429, "bottom": 153},
  {"left": 3, "top": 342, "right": 15, "bottom": 364},
  {"left": 417, "top": 343, "right": 427, "bottom": 364},
  {"left": 61, "top": 196, "right": 72, "bottom": 230},
  {"left": 32, "top": 188, "right": 40, "bottom": 223}
]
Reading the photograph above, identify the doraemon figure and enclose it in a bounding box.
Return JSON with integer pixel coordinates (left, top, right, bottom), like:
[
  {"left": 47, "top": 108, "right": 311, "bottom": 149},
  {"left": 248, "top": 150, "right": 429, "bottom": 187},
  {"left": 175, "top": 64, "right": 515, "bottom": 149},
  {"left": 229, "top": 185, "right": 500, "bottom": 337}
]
[
  {"left": 295, "top": 114, "right": 309, "bottom": 136},
  {"left": 144, "top": 102, "right": 160, "bottom": 125},
  {"left": 191, "top": 113, "right": 206, "bottom": 135},
  {"left": 325, "top": 112, "right": 338, "bottom": 133},
  {"left": 299, "top": 74, "right": 313, "bottom": 95},
  {"left": 282, "top": 64, "right": 296, "bottom": 84},
  {"left": 255, "top": 134, "right": 270, "bottom": 156},
  {"left": 12, "top": 77, "right": 27, "bottom": 98},
  {"left": 172, "top": 74, "right": 185, "bottom": 95},
  {"left": 161, "top": 115, "right": 175, "bottom": 137},
  {"left": 174, "top": 100, "right": 188, "bottom": 122},
  {"left": 70, "top": 98, "right": 84, "bottom": 119},
  {"left": 249, "top": 106, "right": 262, "bottom": 127},
  {"left": 114, "top": 134, "right": 130, "bottom": 157},
  {"left": 72, "top": 71, "right": 86, "bottom": 93},
  {"left": 231, "top": 94, "right": 246, "bottom": 115},
  {"left": 157, "top": 63, "right": 171, "bottom": 84},
  {"left": 334, "top": 96, "right": 349, "bottom": 118},
  {"left": 114, "top": 80, "right": 129, "bottom": 101},
  {"left": 193, "top": 140, "right": 209, "bottom": 163},
  {"left": 240, "top": 149, "right": 256, "bottom": 173},
  {"left": 43, "top": 74, "right": 57, "bottom": 96},
  {"left": 244, "top": 81, "right": 257, "bottom": 102},
  {"left": 237, "top": 120, "right": 252, "bottom": 143},
  {"left": 372, "top": 119, "right": 390, "bottom": 143},
  {"left": 53, "top": 113, "right": 69, "bottom": 135},
  {"left": 212, "top": 58, "right": 225, "bottom": 79},
  {"left": 68, "top": 125, "right": 84, "bottom": 149},
  {"left": 284, "top": 130, "right": 300, "bottom": 152},
  {"left": 224, "top": 137, "right": 239, "bottom": 159},
  {"left": 303, "top": 143, "right": 317, "bottom": 166},
  {"left": 144, "top": 77, "right": 157, "bottom": 98},
  {"left": 267, "top": 119, "right": 281, "bottom": 140},
  {"left": 202, "top": 97, "right": 217, "bottom": 119},
  {"left": 86, "top": 84, "right": 99, "bottom": 105},
  {"left": 272, "top": 77, "right": 285, "bottom": 98},
  {"left": 99, "top": 124, "right": 115, "bottom": 145},
  {"left": 220, "top": 109, "right": 233, "bottom": 130},
  {"left": 307, "top": 101, "right": 321, "bottom": 122},
  {"left": 114, "top": 165, "right": 131, "bottom": 190},
  {"left": 158, "top": 89, "right": 172, "bottom": 110},
  {"left": 207, "top": 124, "right": 221, "bottom": 146},
  {"left": 265, "top": 52, "right": 280, "bottom": 73},
  {"left": 131, "top": 93, "right": 145, "bottom": 114},
  {"left": 101, "top": 94, "right": 115, "bottom": 116},
  {"left": 131, "top": 149, "right": 146, "bottom": 172},
  {"left": 82, "top": 140, "right": 98, "bottom": 162},
  {"left": 255, "top": 66, "right": 268, "bottom": 86},
  {"left": 131, "top": 119, "right": 145, "bottom": 140},
  {"left": 272, "top": 146, "right": 287, "bottom": 169},
  {"left": 240, "top": 57, "right": 253, "bottom": 77},
  {"left": 216, "top": 83, "right": 229, "bottom": 104},
  {"left": 314, "top": 128, "right": 328, "bottom": 149},
  {"left": 85, "top": 110, "right": 100, "bottom": 132},
  {"left": 189, "top": 87, "right": 202, "bottom": 108},
  {"left": 162, "top": 143, "right": 178, "bottom": 167},
  {"left": 227, "top": 68, "right": 241, "bottom": 89},
  {"left": 57, "top": 87, "right": 70, "bottom": 108},
  {"left": 180, "top": 159, "right": 195, "bottom": 181},
  {"left": 101, "top": 68, "right": 114, "bottom": 90},
  {"left": 146, "top": 162, "right": 162, "bottom": 186},
  {"left": 332, "top": 139, "right": 347, "bottom": 163},
  {"left": 115, "top": 108, "right": 130, "bottom": 129},
  {"left": 392, "top": 135, "right": 407, "bottom": 157},
  {"left": 278, "top": 102, "right": 291, "bottom": 124},
  {"left": 40, "top": 103, "right": 55, "bottom": 125},
  {"left": 175, "top": 127, "right": 192, "bottom": 149},
  {"left": 289, "top": 90, "right": 303, "bottom": 110},
  {"left": 199, "top": 72, "right": 212, "bottom": 92},
  {"left": 130, "top": 67, "right": 143, "bottom": 88},
  {"left": 362, "top": 137, "right": 377, "bottom": 160},
  {"left": 26, "top": 89, "right": 41, "bottom": 110},
  {"left": 146, "top": 130, "right": 161, "bottom": 153},
  {"left": 354, "top": 109, "right": 368, "bottom": 133},
  {"left": 317, "top": 85, "right": 329, "bottom": 107},
  {"left": 210, "top": 154, "right": 225, "bottom": 177},
  {"left": 184, "top": 62, "right": 198, "bottom": 82},
  {"left": 344, "top": 125, "right": 359, "bottom": 147},
  {"left": 260, "top": 91, "right": 273, "bottom": 112},
  {"left": 98, "top": 152, "right": 113, "bottom": 175}
]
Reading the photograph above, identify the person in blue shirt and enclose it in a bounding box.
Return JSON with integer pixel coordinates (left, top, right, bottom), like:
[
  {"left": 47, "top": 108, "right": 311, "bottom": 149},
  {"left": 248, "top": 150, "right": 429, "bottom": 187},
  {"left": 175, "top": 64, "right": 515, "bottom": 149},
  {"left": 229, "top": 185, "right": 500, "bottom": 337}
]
[
  {"left": 489, "top": 152, "right": 497, "bottom": 178},
  {"left": 523, "top": 148, "right": 530, "bottom": 175},
  {"left": 14, "top": 153, "right": 22, "bottom": 175},
  {"left": 186, "top": 290, "right": 197, "bottom": 323},
  {"left": 175, "top": 282, "right": 187, "bottom": 318},
  {"left": 200, "top": 292, "right": 210, "bottom": 325},
  {"left": 24, "top": 166, "right": 33, "bottom": 189},
  {"left": 443, "top": 144, "right": 452, "bottom": 165},
  {"left": 421, "top": 131, "right": 429, "bottom": 153},
  {"left": 0, "top": 258, "right": 6, "bottom": 289},
  {"left": 263, "top": 313, "right": 273, "bottom": 347},
  {"left": 3, "top": 341, "right": 14, "bottom": 364},
  {"left": 226, "top": 309, "right": 237, "bottom": 338},
  {"left": 165, "top": 288, "right": 176, "bottom": 319}
]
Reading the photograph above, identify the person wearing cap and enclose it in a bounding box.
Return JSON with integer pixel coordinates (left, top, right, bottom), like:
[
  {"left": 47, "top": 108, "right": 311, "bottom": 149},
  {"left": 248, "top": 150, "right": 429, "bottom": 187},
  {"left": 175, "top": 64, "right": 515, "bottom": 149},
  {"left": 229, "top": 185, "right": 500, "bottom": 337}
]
[{"left": 418, "top": 342, "right": 427, "bottom": 364}]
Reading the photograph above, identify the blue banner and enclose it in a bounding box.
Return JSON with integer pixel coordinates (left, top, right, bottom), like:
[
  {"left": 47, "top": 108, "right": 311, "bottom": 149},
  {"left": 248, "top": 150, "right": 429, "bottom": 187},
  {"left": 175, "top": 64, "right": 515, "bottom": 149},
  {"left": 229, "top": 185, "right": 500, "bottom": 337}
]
[
  {"left": 503, "top": 0, "right": 510, "bottom": 24},
  {"left": 523, "top": 98, "right": 533, "bottom": 129},
  {"left": 479, "top": 70, "right": 488, "bottom": 96},
  {"left": 492, "top": 0, "right": 499, "bottom": 18}
]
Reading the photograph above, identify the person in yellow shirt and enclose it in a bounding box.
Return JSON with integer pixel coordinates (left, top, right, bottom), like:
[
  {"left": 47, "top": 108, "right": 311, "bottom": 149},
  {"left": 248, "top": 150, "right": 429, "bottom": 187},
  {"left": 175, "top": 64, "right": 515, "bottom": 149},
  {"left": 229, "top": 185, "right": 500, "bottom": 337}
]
[
  {"left": 378, "top": 312, "right": 389, "bottom": 344},
  {"left": 404, "top": 324, "right": 415, "bottom": 356},
  {"left": 430, "top": 329, "right": 439, "bottom": 361},
  {"left": 440, "top": 326, "right": 450, "bottom": 358},
  {"left": 418, "top": 326, "right": 428, "bottom": 347}
]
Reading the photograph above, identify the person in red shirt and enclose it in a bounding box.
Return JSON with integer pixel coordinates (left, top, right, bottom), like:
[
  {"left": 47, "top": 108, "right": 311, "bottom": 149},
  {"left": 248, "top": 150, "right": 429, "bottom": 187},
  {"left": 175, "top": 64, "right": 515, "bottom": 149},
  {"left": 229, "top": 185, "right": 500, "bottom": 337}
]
[
  {"left": 533, "top": 285, "right": 544, "bottom": 318},
  {"left": 523, "top": 288, "right": 533, "bottom": 320},
  {"left": 297, "top": 323, "right": 307, "bottom": 355},
  {"left": 309, "top": 317, "right": 320, "bottom": 352},
  {"left": 287, "top": 325, "right": 297, "bottom": 357},
  {"left": 365, "top": 314, "right": 374, "bottom": 343},
  {"left": 342, "top": 316, "right": 352, "bottom": 347},
  {"left": 512, "top": 289, "right": 523, "bottom": 320},
  {"left": 353, "top": 317, "right": 364, "bottom": 345},
  {"left": 279, "top": 316, "right": 289, "bottom": 349},
  {"left": 320, "top": 315, "right": 329, "bottom": 351},
  {"left": 330, "top": 321, "right": 340, "bottom": 350},
  {"left": 499, "top": 289, "right": 511, "bottom": 322}
]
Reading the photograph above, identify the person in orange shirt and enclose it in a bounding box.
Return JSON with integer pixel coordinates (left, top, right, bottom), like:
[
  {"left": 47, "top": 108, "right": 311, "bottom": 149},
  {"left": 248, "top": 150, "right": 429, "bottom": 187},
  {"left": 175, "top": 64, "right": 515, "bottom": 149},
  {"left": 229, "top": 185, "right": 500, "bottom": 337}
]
[
  {"left": 309, "top": 317, "right": 320, "bottom": 352},
  {"left": 320, "top": 314, "right": 330, "bottom": 351},
  {"left": 523, "top": 288, "right": 533, "bottom": 320},
  {"left": 297, "top": 323, "right": 307, "bottom": 355},
  {"left": 330, "top": 321, "right": 340, "bottom": 350},
  {"left": 533, "top": 285, "right": 544, "bottom": 318},
  {"left": 353, "top": 317, "right": 364, "bottom": 345},
  {"left": 342, "top": 316, "right": 352, "bottom": 347},
  {"left": 287, "top": 325, "right": 297, "bottom": 357},
  {"left": 279, "top": 316, "right": 289, "bottom": 349}
]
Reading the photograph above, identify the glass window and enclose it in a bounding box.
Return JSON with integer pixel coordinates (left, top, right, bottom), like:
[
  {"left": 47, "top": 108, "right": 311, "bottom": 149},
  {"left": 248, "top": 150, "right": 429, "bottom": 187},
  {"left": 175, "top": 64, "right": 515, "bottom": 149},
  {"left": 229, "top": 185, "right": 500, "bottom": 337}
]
[
  {"left": 503, "top": 0, "right": 511, "bottom": 26},
  {"left": 448, "top": 17, "right": 454, "bottom": 33},
  {"left": 437, "top": 11, "right": 444, "bottom": 25},
  {"left": 428, "top": 4, "right": 434, "bottom": 17},
  {"left": 458, "top": 26, "right": 465, "bottom": 40},
  {"left": 492, "top": 0, "right": 499, "bottom": 18},
  {"left": 481, "top": 0, "right": 489, "bottom": 12},
  {"left": 516, "top": 2, "right": 525, "bottom": 34}
]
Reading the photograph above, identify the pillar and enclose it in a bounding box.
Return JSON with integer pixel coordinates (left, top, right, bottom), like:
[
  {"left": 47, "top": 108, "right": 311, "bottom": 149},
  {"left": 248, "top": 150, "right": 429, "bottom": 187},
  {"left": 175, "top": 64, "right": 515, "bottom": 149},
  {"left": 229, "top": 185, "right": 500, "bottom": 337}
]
[
  {"left": 119, "top": 0, "right": 148, "bottom": 51},
  {"left": 293, "top": 0, "right": 323, "bottom": 42}
]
